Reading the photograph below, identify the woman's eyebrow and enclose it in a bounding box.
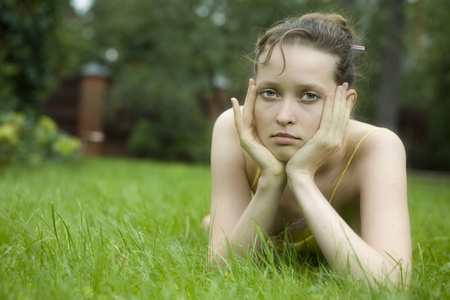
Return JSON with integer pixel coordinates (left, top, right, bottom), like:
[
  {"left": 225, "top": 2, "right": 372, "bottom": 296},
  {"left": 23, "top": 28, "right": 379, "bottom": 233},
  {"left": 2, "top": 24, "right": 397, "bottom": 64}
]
[
  {"left": 299, "top": 83, "right": 327, "bottom": 93},
  {"left": 256, "top": 80, "right": 279, "bottom": 87},
  {"left": 257, "top": 79, "right": 327, "bottom": 92}
]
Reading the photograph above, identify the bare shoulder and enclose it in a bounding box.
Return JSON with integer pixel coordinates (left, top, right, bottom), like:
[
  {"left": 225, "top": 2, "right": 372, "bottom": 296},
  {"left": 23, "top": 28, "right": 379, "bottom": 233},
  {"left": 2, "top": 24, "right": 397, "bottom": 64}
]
[
  {"left": 213, "top": 107, "right": 235, "bottom": 129},
  {"left": 349, "top": 121, "right": 407, "bottom": 185},
  {"left": 212, "top": 107, "right": 244, "bottom": 148},
  {"left": 211, "top": 107, "right": 252, "bottom": 182},
  {"left": 212, "top": 108, "right": 241, "bottom": 161},
  {"left": 350, "top": 121, "right": 405, "bottom": 157},
  {"left": 212, "top": 107, "right": 256, "bottom": 178}
]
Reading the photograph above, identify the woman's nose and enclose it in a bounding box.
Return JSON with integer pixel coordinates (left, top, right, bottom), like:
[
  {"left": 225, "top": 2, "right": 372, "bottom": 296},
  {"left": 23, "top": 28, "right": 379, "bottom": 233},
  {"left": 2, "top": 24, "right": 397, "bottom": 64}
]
[{"left": 276, "top": 100, "right": 296, "bottom": 125}]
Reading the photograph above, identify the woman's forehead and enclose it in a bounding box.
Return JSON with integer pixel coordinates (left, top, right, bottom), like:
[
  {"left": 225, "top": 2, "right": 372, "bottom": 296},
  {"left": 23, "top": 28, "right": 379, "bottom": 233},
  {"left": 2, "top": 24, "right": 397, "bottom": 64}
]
[{"left": 256, "top": 44, "right": 338, "bottom": 85}]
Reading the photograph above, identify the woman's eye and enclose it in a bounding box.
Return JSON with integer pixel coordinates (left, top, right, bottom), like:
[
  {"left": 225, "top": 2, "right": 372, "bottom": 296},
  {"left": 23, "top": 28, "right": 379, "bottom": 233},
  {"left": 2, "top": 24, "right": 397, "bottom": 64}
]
[
  {"left": 301, "top": 92, "right": 319, "bottom": 102},
  {"left": 260, "top": 89, "right": 278, "bottom": 99}
]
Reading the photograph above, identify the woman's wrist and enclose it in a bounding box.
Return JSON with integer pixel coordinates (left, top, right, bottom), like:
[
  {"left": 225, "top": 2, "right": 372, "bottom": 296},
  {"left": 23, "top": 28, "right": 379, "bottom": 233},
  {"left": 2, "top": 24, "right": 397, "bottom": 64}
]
[
  {"left": 286, "top": 166, "right": 315, "bottom": 181},
  {"left": 286, "top": 170, "right": 315, "bottom": 188},
  {"left": 258, "top": 172, "right": 287, "bottom": 191}
]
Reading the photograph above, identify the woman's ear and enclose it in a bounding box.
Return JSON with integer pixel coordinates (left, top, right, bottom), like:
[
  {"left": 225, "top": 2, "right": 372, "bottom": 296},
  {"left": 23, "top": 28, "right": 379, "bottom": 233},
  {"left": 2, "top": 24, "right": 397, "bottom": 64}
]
[{"left": 347, "top": 89, "right": 357, "bottom": 109}]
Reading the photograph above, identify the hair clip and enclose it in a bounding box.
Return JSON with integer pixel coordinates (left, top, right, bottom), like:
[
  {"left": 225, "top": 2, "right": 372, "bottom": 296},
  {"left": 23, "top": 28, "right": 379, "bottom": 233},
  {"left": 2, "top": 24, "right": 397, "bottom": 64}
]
[{"left": 351, "top": 45, "right": 365, "bottom": 51}]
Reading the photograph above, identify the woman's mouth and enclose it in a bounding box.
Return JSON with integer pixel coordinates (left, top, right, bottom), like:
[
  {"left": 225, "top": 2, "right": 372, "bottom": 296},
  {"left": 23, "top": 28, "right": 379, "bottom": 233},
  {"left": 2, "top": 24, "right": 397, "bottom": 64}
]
[{"left": 272, "top": 132, "right": 299, "bottom": 144}]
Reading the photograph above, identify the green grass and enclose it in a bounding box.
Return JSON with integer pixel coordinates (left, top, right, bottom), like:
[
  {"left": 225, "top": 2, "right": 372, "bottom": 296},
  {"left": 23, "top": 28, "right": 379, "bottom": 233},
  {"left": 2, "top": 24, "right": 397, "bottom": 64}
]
[{"left": 0, "top": 158, "right": 449, "bottom": 299}]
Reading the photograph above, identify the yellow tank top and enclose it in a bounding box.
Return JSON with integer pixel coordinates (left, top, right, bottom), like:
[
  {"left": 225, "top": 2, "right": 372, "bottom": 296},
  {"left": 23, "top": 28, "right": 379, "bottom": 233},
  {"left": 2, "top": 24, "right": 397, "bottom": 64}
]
[{"left": 250, "top": 128, "right": 384, "bottom": 253}]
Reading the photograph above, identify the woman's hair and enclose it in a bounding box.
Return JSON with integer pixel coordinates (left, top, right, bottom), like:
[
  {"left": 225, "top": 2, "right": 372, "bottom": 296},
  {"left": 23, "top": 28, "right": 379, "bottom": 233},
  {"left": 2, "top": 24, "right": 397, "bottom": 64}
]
[{"left": 255, "top": 13, "right": 359, "bottom": 86}]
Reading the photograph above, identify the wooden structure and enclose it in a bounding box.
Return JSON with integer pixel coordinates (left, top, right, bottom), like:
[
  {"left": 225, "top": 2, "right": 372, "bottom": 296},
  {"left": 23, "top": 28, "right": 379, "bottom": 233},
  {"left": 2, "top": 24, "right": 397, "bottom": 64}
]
[{"left": 45, "top": 62, "right": 109, "bottom": 156}]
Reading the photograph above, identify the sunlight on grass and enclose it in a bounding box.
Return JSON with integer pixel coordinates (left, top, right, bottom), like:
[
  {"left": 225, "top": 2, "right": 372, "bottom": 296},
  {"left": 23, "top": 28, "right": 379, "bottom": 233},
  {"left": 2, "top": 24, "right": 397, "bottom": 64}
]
[{"left": 0, "top": 158, "right": 449, "bottom": 299}]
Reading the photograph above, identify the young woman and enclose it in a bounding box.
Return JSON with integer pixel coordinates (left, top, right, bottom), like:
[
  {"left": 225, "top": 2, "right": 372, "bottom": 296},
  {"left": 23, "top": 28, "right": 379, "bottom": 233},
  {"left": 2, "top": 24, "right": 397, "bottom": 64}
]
[{"left": 207, "top": 13, "right": 411, "bottom": 286}]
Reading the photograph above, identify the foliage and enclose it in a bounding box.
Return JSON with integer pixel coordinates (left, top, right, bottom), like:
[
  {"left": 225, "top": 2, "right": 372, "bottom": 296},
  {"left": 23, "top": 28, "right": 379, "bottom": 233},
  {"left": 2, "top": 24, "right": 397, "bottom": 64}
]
[
  {"left": 418, "top": 0, "right": 450, "bottom": 170},
  {"left": 0, "top": 112, "right": 81, "bottom": 165},
  {"left": 396, "top": 0, "right": 450, "bottom": 170},
  {"left": 0, "top": 158, "right": 449, "bottom": 298},
  {"left": 104, "top": 64, "right": 212, "bottom": 162},
  {"left": 2, "top": 0, "right": 450, "bottom": 168},
  {"left": 84, "top": 0, "right": 356, "bottom": 162},
  {"left": 0, "top": 0, "right": 84, "bottom": 166},
  {"left": 0, "top": 0, "right": 69, "bottom": 114}
]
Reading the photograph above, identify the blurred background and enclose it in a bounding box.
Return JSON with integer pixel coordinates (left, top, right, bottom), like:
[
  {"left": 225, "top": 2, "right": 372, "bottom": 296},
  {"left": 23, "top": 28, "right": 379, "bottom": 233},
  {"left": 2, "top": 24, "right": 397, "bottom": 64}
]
[{"left": 1, "top": 0, "right": 449, "bottom": 170}]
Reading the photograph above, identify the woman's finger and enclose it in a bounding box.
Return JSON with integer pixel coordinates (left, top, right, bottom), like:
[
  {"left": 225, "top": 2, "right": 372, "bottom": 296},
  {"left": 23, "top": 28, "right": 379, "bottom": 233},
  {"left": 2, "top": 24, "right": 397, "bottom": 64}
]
[
  {"left": 232, "top": 97, "right": 258, "bottom": 152},
  {"left": 332, "top": 83, "right": 351, "bottom": 138},
  {"left": 319, "top": 93, "right": 334, "bottom": 134},
  {"left": 232, "top": 90, "right": 281, "bottom": 172},
  {"left": 333, "top": 83, "right": 346, "bottom": 136},
  {"left": 243, "top": 79, "right": 257, "bottom": 129},
  {"left": 231, "top": 79, "right": 286, "bottom": 175},
  {"left": 231, "top": 97, "right": 244, "bottom": 136},
  {"left": 344, "top": 91, "right": 355, "bottom": 122}
]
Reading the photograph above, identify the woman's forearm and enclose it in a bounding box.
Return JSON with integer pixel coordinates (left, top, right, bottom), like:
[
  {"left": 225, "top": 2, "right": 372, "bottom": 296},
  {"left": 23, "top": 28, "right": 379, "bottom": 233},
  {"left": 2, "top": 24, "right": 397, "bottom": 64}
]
[
  {"left": 213, "top": 176, "right": 285, "bottom": 262},
  {"left": 287, "top": 174, "right": 409, "bottom": 285}
]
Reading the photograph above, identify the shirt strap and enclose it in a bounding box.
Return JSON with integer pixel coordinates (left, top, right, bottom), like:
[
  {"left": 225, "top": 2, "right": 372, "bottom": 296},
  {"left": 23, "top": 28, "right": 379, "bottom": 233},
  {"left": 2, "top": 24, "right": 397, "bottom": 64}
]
[{"left": 329, "top": 127, "right": 386, "bottom": 204}]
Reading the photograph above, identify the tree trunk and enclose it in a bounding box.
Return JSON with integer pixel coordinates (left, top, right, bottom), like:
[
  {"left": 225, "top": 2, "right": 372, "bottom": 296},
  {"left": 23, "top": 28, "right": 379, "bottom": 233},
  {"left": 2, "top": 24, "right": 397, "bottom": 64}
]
[{"left": 376, "top": 0, "right": 404, "bottom": 132}]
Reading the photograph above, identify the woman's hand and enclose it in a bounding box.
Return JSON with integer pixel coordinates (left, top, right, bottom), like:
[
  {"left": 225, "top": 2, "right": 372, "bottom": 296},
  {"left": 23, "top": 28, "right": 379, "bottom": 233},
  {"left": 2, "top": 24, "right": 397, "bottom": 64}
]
[
  {"left": 286, "top": 83, "right": 355, "bottom": 178},
  {"left": 231, "top": 79, "right": 286, "bottom": 180}
]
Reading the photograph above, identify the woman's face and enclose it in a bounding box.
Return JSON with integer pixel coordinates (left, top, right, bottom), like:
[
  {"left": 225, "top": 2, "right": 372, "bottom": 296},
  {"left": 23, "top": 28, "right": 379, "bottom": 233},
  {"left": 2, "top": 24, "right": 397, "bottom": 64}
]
[{"left": 254, "top": 44, "right": 338, "bottom": 161}]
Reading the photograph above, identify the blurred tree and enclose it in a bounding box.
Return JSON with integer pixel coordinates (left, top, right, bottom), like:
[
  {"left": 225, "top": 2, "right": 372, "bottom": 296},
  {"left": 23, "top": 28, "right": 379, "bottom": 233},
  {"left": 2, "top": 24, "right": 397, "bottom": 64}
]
[
  {"left": 0, "top": 0, "right": 70, "bottom": 115},
  {"left": 419, "top": 0, "right": 450, "bottom": 170},
  {"left": 395, "top": 0, "right": 450, "bottom": 170},
  {"left": 0, "top": 0, "right": 84, "bottom": 165},
  {"left": 83, "top": 0, "right": 361, "bottom": 162},
  {"left": 51, "top": 0, "right": 450, "bottom": 169},
  {"left": 375, "top": 0, "right": 404, "bottom": 133}
]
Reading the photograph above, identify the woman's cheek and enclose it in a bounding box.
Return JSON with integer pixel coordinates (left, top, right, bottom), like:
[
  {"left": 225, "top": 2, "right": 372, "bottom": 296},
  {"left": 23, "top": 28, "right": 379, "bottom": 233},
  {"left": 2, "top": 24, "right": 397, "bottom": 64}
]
[
  {"left": 254, "top": 119, "right": 272, "bottom": 149},
  {"left": 299, "top": 108, "right": 322, "bottom": 140},
  {"left": 306, "top": 103, "right": 323, "bottom": 126}
]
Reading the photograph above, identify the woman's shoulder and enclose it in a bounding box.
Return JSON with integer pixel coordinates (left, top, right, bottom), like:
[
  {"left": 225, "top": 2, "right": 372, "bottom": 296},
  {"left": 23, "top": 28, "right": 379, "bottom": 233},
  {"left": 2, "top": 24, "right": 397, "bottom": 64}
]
[
  {"left": 349, "top": 120, "right": 405, "bottom": 152},
  {"left": 213, "top": 107, "right": 235, "bottom": 130},
  {"left": 212, "top": 107, "right": 259, "bottom": 183},
  {"left": 212, "top": 108, "right": 241, "bottom": 149},
  {"left": 348, "top": 120, "right": 406, "bottom": 176}
]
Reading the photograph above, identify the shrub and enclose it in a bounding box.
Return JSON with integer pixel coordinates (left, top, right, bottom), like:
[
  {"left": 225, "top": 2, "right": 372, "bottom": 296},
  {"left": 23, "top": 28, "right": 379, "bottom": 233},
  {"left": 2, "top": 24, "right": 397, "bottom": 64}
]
[
  {"left": 127, "top": 119, "right": 160, "bottom": 157},
  {"left": 106, "top": 65, "right": 212, "bottom": 163},
  {"left": 0, "top": 112, "right": 81, "bottom": 165}
]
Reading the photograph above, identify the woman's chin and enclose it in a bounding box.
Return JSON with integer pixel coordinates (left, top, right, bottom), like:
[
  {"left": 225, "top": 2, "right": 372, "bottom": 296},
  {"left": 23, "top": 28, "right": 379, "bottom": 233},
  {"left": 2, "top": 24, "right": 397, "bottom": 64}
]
[
  {"left": 263, "top": 141, "right": 303, "bottom": 162},
  {"left": 271, "top": 149, "right": 297, "bottom": 162}
]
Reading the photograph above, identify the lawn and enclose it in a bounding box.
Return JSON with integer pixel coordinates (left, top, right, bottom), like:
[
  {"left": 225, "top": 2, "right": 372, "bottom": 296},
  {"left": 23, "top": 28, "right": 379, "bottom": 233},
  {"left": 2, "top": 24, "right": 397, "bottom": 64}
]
[{"left": 0, "top": 157, "right": 449, "bottom": 299}]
